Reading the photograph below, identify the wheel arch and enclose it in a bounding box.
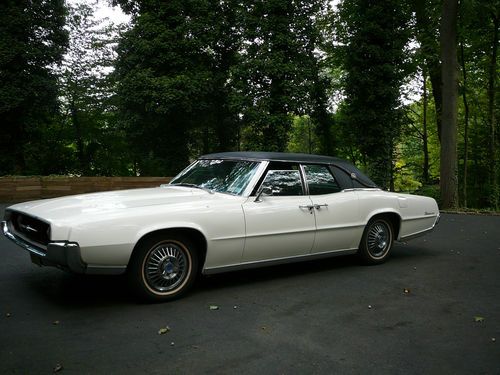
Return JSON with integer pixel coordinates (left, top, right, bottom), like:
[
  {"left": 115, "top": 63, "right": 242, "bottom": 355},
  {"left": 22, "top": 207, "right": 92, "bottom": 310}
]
[
  {"left": 129, "top": 227, "right": 208, "bottom": 272},
  {"left": 365, "top": 211, "right": 402, "bottom": 240}
]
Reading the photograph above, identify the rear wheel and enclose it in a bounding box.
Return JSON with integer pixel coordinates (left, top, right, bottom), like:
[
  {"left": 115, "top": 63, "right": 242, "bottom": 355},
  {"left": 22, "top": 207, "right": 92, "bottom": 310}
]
[
  {"left": 358, "top": 218, "right": 394, "bottom": 264},
  {"left": 128, "top": 234, "right": 198, "bottom": 302}
]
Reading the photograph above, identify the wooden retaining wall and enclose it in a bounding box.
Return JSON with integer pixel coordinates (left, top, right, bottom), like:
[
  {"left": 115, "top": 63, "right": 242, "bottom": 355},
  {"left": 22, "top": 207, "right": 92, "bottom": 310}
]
[{"left": 0, "top": 176, "right": 172, "bottom": 202}]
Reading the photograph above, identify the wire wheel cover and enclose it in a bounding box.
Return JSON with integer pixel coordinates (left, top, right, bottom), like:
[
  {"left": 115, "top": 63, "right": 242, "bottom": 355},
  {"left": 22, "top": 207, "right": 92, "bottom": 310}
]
[
  {"left": 144, "top": 243, "right": 188, "bottom": 292},
  {"left": 367, "top": 222, "right": 390, "bottom": 258}
]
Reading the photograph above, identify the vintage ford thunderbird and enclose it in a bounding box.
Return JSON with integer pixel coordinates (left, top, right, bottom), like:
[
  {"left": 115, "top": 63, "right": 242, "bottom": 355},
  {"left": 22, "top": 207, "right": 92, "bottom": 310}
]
[{"left": 2, "top": 152, "right": 439, "bottom": 301}]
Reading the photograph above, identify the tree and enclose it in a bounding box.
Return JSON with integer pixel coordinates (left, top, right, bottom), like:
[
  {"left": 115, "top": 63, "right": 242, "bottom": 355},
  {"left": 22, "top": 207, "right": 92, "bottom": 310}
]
[
  {"left": 113, "top": 0, "right": 215, "bottom": 175},
  {"left": 422, "top": 69, "right": 431, "bottom": 184},
  {"left": 59, "top": 2, "right": 127, "bottom": 175},
  {"left": 201, "top": 0, "right": 243, "bottom": 152},
  {"left": 236, "top": 0, "right": 328, "bottom": 152},
  {"left": 332, "top": 0, "right": 411, "bottom": 188},
  {"left": 440, "top": 0, "right": 459, "bottom": 209},
  {"left": 486, "top": 6, "right": 499, "bottom": 210},
  {"left": 287, "top": 116, "right": 320, "bottom": 154},
  {"left": 459, "top": 40, "right": 470, "bottom": 207},
  {"left": 113, "top": 0, "right": 329, "bottom": 166},
  {"left": 0, "top": 0, "right": 68, "bottom": 174},
  {"left": 412, "top": 0, "right": 443, "bottom": 142},
  {"left": 459, "top": 0, "right": 499, "bottom": 209}
]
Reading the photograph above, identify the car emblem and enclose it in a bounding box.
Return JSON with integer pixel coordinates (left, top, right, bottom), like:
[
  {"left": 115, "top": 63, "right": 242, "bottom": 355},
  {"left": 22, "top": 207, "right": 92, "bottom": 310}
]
[{"left": 19, "top": 223, "right": 38, "bottom": 233}]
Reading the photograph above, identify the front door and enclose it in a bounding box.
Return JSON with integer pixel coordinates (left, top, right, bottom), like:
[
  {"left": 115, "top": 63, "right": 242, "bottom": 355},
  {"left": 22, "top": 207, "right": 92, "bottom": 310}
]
[{"left": 242, "top": 168, "right": 316, "bottom": 263}]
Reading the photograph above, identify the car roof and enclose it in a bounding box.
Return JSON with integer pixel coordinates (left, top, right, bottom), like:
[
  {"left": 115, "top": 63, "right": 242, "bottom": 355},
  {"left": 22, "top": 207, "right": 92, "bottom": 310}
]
[
  {"left": 199, "top": 152, "right": 378, "bottom": 188},
  {"left": 200, "top": 151, "right": 345, "bottom": 164}
]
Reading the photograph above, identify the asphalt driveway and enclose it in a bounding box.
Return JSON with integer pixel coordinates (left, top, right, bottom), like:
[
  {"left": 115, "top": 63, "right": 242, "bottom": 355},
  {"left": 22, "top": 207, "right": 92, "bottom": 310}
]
[{"left": 0, "top": 204, "right": 499, "bottom": 374}]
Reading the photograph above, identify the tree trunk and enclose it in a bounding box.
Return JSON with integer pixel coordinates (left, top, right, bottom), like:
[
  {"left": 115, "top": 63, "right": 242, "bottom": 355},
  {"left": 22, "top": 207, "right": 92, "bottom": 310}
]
[
  {"left": 307, "top": 117, "right": 312, "bottom": 154},
  {"left": 389, "top": 145, "right": 395, "bottom": 192},
  {"left": 202, "top": 125, "right": 210, "bottom": 154},
  {"left": 70, "top": 99, "right": 86, "bottom": 174},
  {"left": 487, "top": 13, "right": 499, "bottom": 210},
  {"left": 460, "top": 41, "right": 469, "bottom": 208},
  {"left": 422, "top": 69, "right": 430, "bottom": 184},
  {"left": 311, "top": 76, "right": 333, "bottom": 155},
  {"left": 413, "top": 0, "right": 443, "bottom": 142},
  {"left": 440, "top": 0, "right": 459, "bottom": 209},
  {"left": 429, "top": 66, "right": 443, "bottom": 142}
]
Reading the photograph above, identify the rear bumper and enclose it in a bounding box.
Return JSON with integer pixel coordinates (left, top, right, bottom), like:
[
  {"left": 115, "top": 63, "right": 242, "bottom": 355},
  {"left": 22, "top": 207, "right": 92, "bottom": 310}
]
[{"left": 2, "top": 220, "right": 86, "bottom": 273}]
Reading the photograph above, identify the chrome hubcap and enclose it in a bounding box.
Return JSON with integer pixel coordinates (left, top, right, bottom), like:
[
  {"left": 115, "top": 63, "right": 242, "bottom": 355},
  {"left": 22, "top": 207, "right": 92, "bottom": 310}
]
[
  {"left": 145, "top": 243, "right": 188, "bottom": 292},
  {"left": 367, "top": 222, "right": 390, "bottom": 258}
]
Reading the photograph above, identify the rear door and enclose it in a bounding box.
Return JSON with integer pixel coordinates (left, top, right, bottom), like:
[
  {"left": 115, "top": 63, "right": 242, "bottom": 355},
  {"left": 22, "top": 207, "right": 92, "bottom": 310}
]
[{"left": 302, "top": 164, "right": 361, "bottom": 253}]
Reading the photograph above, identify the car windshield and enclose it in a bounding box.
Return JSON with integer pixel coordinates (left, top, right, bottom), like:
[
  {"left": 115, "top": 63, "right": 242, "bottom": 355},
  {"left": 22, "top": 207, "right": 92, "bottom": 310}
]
[{"left": 169, "top": 159, "right": 260, "bottom": 196}]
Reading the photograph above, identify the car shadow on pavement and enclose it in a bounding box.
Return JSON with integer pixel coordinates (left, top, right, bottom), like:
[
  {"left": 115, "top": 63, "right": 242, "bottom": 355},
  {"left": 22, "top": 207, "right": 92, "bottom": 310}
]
[
  {"left": 198, "top": 254, "right": 359, "bottom": 292},
  {"left": 22, "top": 243, "right": 433, "bottom": 306},
  {"left": 196, "top": 243, "right": 433, "bottom": 294},
  {"left": 25, "top": 272, "right": 134, "bottom": 307}
]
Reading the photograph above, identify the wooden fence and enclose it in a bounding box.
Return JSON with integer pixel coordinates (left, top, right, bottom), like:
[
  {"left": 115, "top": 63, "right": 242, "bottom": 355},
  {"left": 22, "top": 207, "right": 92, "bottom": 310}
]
[{"left": 0, "top": 176, "right": 172, "bottom": 202}]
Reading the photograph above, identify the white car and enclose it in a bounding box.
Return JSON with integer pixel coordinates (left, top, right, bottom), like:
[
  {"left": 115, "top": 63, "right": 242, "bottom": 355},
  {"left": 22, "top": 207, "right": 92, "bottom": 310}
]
[{"left": 2, "top": 152, "right": 439, "bottom": 301}]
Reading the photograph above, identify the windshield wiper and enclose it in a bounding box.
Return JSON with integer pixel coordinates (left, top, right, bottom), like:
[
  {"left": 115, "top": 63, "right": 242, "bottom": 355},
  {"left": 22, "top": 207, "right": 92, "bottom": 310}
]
[{"left": 170, "top": 183, "right": 215, "bottom": 194}]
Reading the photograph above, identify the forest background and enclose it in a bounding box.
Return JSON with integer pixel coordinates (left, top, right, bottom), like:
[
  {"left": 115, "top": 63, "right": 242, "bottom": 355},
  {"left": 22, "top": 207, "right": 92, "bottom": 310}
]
[{"left": 0, "top": 0, "right": 498, "bottom": 210}]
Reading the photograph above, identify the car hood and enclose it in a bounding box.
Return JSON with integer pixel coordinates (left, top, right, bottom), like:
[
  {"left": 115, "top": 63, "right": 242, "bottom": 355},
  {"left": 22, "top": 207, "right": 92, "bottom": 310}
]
[{"left": 7, "top": 186, "right": 216, "bottom": 223}]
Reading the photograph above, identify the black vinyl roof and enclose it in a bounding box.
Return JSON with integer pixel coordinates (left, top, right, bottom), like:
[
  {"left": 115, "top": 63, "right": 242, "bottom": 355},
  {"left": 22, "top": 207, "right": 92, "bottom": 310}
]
[
  {"left": 200, "top": 151, "right": 344, "bottom": 164},
  {"left": 200, "top": 152, "right": 378, "bottom": 188}
]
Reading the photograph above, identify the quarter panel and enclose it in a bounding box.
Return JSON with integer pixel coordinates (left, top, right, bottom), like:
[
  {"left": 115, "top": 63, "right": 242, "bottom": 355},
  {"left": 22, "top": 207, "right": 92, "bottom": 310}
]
[
  {"left": 356, "top": 190, "right": 401, "bottom": 220},
  {"left": 356, "top": 190, "right": 439, "bottom": 240},
  {"left": 396, "top": 194, "right": 440, "bottom": 239}
]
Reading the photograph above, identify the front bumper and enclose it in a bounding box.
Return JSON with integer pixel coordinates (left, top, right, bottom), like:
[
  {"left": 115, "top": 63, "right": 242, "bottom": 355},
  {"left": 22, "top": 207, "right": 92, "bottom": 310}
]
[{"left": 2, "top": 220, "right": 86, "bottom": 273}]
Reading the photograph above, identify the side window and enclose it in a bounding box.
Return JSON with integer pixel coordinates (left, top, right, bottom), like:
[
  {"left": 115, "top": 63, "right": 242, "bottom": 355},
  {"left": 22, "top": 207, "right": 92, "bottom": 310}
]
[
  {"left": 260, "top": 170, "right": 304, "bottom": 196},
  {"left": 303, "top": 164, "right": 341, "bottom": 195}
]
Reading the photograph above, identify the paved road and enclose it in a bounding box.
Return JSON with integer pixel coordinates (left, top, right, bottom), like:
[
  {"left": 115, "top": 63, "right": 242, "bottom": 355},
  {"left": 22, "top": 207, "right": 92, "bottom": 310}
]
[{"left": 0, "top": 205, "right": 499, "bottom": 374}]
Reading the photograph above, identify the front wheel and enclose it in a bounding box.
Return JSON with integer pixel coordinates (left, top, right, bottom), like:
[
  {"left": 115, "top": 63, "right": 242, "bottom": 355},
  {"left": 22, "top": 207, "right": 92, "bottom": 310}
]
[
  {"left": 127, "top": 234, "right": 198, "bottom": 302},
  {"left": 358, "top": 218, "right": 394, "bottom": 264}
]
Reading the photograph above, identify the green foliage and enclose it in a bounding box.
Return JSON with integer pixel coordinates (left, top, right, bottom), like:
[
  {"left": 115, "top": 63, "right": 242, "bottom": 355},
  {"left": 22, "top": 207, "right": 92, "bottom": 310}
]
[
  {"left": 452, "top": 0, "right": 499, "bottom": 208},
  {"left": 0, "top": 0, "right": 68, "bottom": 174},
  {"left": 287, "top": 116, "right": 321, "bottom": 154},
  {"left": 0, "top": 0, "right": 498, "bottom": 211},
  {"left": 113, "top": 0, "right": 246, "bottom": 175},
  {"left": 331, "top": 0, "right": 412, "bottom": 188},
  {"left": 236, "top": 0, "right": 327, "bottom": 152},
  {"left": 56, "top": 2, "right": 131, "bottom": 176},
  {"left": 415, "top": 184, "right": 441, "bottom": 204},
  {"left": 400, "top": 93, "right": 441, "bottom": 184},
  {"left": 112, "top": 0, "right": 330, "bottom": 175},
  {"left": 22, "top": 116, "right": 77, "bottom": 175}
]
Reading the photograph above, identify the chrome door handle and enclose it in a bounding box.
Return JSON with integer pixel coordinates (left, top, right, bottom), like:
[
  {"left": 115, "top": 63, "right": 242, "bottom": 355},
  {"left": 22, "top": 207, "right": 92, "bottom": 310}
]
[
  {"left": 299, "top": 205, "right": 315, "bottom": 214},
  {"left": 314, "top": 204, "right": 328, "bottom": 209}
]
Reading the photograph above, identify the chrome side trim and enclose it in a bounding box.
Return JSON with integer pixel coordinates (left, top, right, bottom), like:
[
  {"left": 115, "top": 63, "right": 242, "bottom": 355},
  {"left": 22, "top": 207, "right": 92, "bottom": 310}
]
[
  {"left": 86, "top": 265, "right": 127, "bottom": 275},
  {"left": 243, "top": 227, "right": 316, "bottom": 239},
  {"left": 243, "top": 161, "right": 269, "bottom": 197},
  {"left": 202, "top": 248, "right": 358, "bottom": 275},
  {"left": 342, "top": 188, "right": 382, "bottom": 192},
  {"left": 316, "top": 223, "right": 365, "bottom": 232},
  {"left": 398, "top": 213, "right": 440, "bottom": 241}
]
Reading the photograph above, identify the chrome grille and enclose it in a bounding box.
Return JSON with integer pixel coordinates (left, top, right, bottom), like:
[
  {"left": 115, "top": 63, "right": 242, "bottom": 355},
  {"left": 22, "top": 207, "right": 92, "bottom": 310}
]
[{"left": 9, "top": 211, "right": 50, "bottom": 248}]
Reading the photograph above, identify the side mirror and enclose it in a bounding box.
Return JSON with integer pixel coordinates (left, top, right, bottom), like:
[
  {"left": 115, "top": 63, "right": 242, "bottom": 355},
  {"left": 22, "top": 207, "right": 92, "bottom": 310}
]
[{"left": 254, "top": 186, "right": 273, "bottom": 202}]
